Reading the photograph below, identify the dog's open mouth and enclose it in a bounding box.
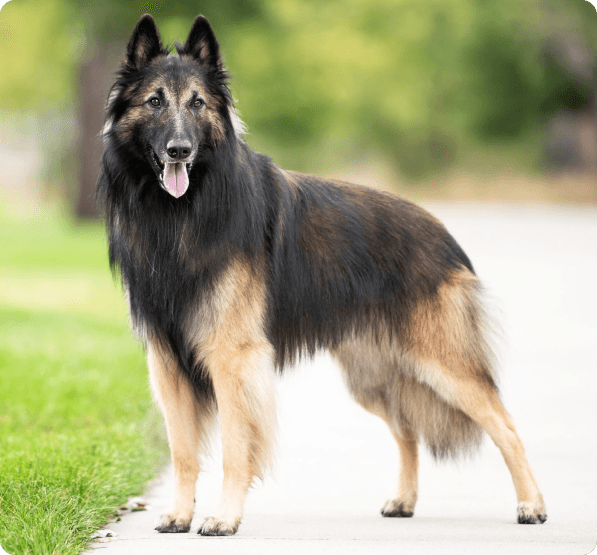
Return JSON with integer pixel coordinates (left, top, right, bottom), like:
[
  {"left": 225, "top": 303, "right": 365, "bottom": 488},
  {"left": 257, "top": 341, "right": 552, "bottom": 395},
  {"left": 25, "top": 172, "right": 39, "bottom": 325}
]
[{"left": 151, "top": 150, "right": 190, "bottom": 198}]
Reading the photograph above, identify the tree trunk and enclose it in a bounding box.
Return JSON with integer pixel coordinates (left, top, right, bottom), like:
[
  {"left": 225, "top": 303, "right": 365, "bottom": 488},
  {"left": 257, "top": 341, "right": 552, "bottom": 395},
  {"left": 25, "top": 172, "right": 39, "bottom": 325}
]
[{"left": 75, "top": 45, "right": 121, "bottom": 220}]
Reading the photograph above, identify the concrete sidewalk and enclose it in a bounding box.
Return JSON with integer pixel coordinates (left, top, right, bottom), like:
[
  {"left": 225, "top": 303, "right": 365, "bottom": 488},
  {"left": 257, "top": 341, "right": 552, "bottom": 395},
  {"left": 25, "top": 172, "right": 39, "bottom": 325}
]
[{"left": 85, "top": 204, "right": 597, "bottom": 555}]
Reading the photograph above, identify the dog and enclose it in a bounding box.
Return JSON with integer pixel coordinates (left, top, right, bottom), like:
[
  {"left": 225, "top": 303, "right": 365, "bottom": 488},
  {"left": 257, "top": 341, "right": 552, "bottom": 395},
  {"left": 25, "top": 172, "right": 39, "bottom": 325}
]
[{"left": 97, "top": 14, "right": 547, "bottom": 536}]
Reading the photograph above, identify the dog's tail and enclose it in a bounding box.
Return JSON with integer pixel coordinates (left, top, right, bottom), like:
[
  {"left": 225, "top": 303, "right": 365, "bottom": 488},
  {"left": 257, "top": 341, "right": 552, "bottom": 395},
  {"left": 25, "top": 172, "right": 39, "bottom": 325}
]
[{"left": 395, "top": 376, "right": 485, "bottom": 460}]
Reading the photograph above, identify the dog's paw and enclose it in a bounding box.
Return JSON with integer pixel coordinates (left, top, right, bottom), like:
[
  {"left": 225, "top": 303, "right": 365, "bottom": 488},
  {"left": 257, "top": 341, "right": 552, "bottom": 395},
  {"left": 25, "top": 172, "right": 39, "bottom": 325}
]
[
  {"left": 155, "top": 512, "right": 192, "bottom": 533},
  {"left": 381, "top": 498, "right": 415, "bottom": 518},
  {"left": 517, "top": 502, "right": 547, "bottom": 524},
  {"left": 197, "top": 515, "right": 240, "bottom": 536}
]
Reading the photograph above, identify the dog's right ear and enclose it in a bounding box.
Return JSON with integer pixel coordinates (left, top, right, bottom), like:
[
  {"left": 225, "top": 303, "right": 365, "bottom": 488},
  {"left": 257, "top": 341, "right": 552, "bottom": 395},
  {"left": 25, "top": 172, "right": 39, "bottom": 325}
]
[{"left": 125, "top": 14, "right": 164, "bottom": 69}]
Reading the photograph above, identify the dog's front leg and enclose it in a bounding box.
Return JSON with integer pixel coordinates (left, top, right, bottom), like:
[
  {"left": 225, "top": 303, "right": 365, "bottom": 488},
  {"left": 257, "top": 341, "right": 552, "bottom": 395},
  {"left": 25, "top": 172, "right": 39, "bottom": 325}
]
[
  {"left": 198, "top": 343, "right": 277, "bottom": 536},
  {"left": 148, "top": 340, "right": 216, "bottom": 533}
]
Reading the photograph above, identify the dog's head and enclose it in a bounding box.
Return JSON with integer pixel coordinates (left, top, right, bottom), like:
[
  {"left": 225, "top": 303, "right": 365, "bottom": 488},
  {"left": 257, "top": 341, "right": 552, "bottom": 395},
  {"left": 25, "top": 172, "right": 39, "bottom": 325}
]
[{"left": 103, "top": 15, "right": 243, "bottom": 198}]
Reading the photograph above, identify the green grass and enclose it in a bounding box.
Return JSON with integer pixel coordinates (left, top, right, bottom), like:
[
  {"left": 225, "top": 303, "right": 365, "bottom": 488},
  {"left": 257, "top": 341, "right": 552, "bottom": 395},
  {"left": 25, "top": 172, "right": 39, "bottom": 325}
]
[{"left": 0, "top": 201, "right": 167, "bottom": 555}]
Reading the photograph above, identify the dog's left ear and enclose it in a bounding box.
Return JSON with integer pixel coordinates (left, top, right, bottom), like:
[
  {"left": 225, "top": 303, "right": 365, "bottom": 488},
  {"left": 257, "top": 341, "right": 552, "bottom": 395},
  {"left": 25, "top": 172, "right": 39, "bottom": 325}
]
[{"left": 184, "top": 15, "right": 223, "bottom": 71}]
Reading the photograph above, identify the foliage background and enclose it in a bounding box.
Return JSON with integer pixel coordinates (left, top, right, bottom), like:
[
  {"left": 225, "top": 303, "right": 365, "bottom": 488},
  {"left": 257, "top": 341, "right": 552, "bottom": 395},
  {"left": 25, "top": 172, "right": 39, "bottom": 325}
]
[
  {"left": 1, "top": 0, "right": 596, "bottom": 188},
  {"left": 0, "top": 2, "right": 596, "bottom": 553}
]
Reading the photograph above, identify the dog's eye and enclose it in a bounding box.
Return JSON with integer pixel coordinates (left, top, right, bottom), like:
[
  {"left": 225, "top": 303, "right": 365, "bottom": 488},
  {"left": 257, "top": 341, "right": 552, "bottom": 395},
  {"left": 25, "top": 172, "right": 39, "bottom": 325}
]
[
  {"left": 150, "top": 97, "right": 160, "bottom": 107},
  {"left": 193, "top": 98, "right": 205, "bottom": 108}
]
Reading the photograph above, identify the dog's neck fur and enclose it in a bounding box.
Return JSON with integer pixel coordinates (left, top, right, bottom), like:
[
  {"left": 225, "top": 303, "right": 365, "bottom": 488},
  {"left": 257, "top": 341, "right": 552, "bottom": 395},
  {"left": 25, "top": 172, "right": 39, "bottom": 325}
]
[{"left": 99, "top": 131, "right": 276, "bottom": 371}]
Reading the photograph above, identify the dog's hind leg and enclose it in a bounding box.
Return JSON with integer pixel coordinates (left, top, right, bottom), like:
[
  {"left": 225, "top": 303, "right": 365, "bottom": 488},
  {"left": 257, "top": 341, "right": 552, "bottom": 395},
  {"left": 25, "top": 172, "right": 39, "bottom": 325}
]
[
  {"left": 408, "top": 270, "right": 547, "bottom": 523},
  {"left": 380, "top": 425, "right": 419, "bottom": 517},
  {"left": 332, "top": 347, "right": 419, "bottom": 518},
  {"left": 148, "top": 340, "right": 216, "bottom": 533},
  {"left": 198, "top": 342, "right": 276, "bottom": 536},
  {"left": 352, "top": 397, "right": 419, "bottom": 518},
  {"left": 427, "top": 371, "right": 547, "bottom": 524}
]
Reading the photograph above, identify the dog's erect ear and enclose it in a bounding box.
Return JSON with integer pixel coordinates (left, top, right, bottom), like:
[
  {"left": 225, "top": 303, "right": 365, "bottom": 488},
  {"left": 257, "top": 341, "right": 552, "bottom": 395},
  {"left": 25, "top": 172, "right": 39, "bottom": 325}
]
[
  {"left": 184, "top": 15, "right": 222, "bottom": 70},
  {"left": 125, "top": 14, "right": 164, "bottom": 69}
]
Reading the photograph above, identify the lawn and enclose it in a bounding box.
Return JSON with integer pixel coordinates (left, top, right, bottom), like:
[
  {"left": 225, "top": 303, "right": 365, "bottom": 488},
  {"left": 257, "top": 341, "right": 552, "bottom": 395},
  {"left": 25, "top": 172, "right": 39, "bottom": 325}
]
[{"left": 0, "top": 201, "right": 167, "bottom": 555}]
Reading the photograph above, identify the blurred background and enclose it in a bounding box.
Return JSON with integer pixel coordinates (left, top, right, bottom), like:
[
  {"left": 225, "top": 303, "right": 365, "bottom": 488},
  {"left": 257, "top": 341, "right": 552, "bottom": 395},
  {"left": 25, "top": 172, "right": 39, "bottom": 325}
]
[
  {"left": 1, "top": 0, "right": 597, "bottom": 217},
  {"left": 1, "top": 4, "right": 597, "bottom": 553}
]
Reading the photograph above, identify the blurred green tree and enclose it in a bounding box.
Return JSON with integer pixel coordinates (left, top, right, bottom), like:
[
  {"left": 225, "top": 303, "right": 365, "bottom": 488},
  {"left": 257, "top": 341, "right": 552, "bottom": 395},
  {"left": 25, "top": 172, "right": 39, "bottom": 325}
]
[{"left": 0, "top": 0, "right": 595, "bottom": 217}]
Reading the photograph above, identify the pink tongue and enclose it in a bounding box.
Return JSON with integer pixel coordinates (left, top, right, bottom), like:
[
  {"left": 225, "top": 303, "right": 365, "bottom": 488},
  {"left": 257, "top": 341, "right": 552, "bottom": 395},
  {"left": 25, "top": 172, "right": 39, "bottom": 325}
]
[{"left": 163, "top": 163, "right": 189, "bottom": 198}]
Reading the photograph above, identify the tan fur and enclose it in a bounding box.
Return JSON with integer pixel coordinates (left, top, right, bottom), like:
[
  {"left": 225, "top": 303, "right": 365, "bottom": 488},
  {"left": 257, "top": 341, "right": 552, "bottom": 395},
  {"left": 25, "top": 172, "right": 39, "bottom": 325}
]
[
  {"left": 183, "top": 256, "right": 277, "bottom": 534},
  {"left": 444, "top": 376, "right": 546, "bottom": 518},
  {"left": 393, "top": 427, "right": 418, "bottom": 510},
  {"left": 115, "top": 67, "right": 229, "bottom": 144},
  {"left": 148, "top": 341, "right": 216, "bottom": 533},
  {"left": 406, "top": 270, "right": 497, "bottom": 388},
  {"left": 333, "top": 338, "right": 484, "bottom": 458},
  {"left": 381, "top": 427, "right": 419, "bottom": 517}
]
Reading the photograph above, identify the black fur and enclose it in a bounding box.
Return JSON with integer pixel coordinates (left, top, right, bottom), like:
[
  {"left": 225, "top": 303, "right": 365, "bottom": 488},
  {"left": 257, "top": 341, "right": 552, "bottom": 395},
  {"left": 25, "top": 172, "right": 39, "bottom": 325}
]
[{"left": 98, "top": 14, "right": 477, "bottom": 387}]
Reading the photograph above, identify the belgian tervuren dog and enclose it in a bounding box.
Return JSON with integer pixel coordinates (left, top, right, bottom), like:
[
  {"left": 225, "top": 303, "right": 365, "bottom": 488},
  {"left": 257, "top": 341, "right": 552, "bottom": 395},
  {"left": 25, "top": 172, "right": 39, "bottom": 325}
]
[{"left": 98, "top": 14, "right": 547, "bottom": 536}]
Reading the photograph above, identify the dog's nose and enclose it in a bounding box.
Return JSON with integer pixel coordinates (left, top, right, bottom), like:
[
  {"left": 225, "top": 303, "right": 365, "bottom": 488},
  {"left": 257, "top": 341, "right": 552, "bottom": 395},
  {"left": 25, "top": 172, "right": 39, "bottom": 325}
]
[{"left": 166, "top": 141, "right": 192, "bottom": 160}]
